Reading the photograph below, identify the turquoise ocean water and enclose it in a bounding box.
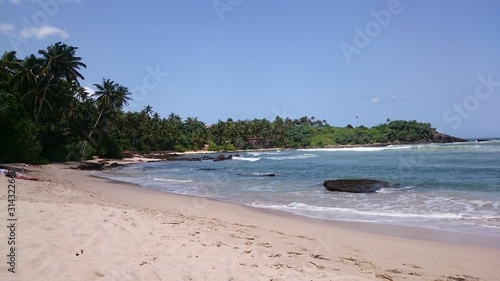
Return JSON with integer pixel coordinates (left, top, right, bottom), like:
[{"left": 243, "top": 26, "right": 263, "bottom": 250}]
[{"left": 98, "top": 140, "right": 500, "bottom": 238}]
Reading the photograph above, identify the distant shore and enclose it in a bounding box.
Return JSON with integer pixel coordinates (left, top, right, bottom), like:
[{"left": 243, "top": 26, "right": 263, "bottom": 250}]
[{"left": 47, "top": 140, "right": 489, "bottom": 170}]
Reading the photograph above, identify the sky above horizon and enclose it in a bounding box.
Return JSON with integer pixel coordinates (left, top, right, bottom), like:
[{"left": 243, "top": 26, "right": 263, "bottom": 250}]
[{"left": 1, "top": 0, "right": 499, "bottom": 138}]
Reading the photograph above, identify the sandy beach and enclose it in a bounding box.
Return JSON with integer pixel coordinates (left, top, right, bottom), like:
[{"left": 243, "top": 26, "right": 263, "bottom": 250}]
[{"left": 1, "top": 163, "right": 499, "bottom": 281}]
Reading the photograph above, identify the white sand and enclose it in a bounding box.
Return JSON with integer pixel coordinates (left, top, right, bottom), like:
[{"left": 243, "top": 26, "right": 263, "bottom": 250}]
[{"left": 0, "top": 163, "right": 498, "bottom": 281}]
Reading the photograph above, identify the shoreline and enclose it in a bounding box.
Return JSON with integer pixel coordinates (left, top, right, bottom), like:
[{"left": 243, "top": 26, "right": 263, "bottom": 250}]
[
  {"left": 1, "top": 163, "right": 498, "bottom": 280},
  {"left": 11, "top": 151, "right": 497, "bottom": 247},
  {"left": 92, "top": 173, "right": 500, "bottom": 250}
]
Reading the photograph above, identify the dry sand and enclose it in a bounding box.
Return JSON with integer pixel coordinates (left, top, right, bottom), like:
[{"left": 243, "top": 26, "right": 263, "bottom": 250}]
[{"left": 0, "top": 163, "right": 499, "bottom": 281}]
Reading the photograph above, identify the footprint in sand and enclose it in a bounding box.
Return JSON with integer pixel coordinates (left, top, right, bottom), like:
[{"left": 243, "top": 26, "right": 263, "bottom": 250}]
[
  {"left": 257, "top": 242, "right": 272, "bottom": 248},
  {"left": 311, "top": 254, "right": 330, "bottom": 260}
]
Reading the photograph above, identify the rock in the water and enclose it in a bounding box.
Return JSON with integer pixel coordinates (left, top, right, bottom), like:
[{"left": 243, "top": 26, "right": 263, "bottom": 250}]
[
  {"left": 251, "top": 172, "right": 276, "bottom": 177},
  {"left": 256, "top": 173, "right": 275, "bottom": 177},
  {"left": 323, "top": 179, "right": 395, "bottom": 193},
  {"left": 430, "top": 132, "right": 467, "bottom": 143},
  {"left": 195, "top": 167, "right": 217, "bottom": 171},
  {"left": 213, "top": 154, "right": 233, "bottom": 161}
]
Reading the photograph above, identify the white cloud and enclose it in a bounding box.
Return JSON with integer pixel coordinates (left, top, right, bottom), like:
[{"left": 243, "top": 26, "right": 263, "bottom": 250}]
[
  {"left": 21, "top": 25, "right": 69, "bottom": 39},
  {"left": 0, "top": 0, "right": 22, "bottom": 4},
  {"left": 1, "top": 0, "right": 80, "bottom": 4},
  {"left": 0, "top": 0, "right": 41, "bottom": 3},
  {"left": 0, "top": 23, "right": 15, "bottom": 34},
  {"left": 366, "top": 94, "right": 408, "bottom": 105},
  {"left": 84, "top": 86, "right": 96, "bottom": 97}
]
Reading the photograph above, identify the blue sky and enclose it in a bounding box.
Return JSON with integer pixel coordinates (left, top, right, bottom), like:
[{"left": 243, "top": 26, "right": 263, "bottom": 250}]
[{"left": 1, "top": 0, "right": 499, "bottom": 138}]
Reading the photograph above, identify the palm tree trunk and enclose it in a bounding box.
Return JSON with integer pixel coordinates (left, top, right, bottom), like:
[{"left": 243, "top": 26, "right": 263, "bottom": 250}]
[
  {"left": 81, "top": 107, "right": 105, "bottom": 155},
  {"left": 34, "top": 80, "right": 51, "bottom": 124}
]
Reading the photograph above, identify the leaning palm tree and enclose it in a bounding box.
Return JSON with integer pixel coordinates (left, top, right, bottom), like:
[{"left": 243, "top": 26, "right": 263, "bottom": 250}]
[
  {"left": 81, "top": 78, "right": 131, "bottom": 155},
  {"left": 93, "top": 78, "right": 131, "bottom": 126}
]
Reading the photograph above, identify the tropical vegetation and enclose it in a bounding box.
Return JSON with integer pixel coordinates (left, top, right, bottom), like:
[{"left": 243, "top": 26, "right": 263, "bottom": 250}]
[{"left": 1, "top": 43, "right": 442, "bottom": 164}]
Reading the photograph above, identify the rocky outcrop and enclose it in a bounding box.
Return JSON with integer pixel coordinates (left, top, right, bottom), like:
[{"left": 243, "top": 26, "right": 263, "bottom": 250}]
[
  {"left": 213, "top": 154, "right": 233, "bottom": 161},
  {"left": 72, "top": 162, "right": 105, "bottom": 170},
  {"left": 323, "top": 179, "right": 396, "bottom": 193},
  {"left": 430, "top": 132, "right": 467, "bottom": 143}
]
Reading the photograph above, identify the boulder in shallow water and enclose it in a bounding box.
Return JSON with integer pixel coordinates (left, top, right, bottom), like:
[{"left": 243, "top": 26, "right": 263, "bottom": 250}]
[
  {"left": 323, "top": 179, "right": 395, "bottom": 193},
  {"left": 213, "top": 154, "right": 233, "bottom": 161}
]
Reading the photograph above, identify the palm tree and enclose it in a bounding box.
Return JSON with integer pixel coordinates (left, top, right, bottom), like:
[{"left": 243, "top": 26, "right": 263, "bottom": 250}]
[
  {"left": 272, "top": 116, "right": 285, "bottom": 146},
  {"left": 0, "top": 51, "right": 20, "bottom": 88},
  {"left": 35, "top": 42, "right": 86, "bottom": 123},
  {"left": 211, "top": 120, "right": 225, "bottom": 146},
  {"left": 192, "top": 129, "right": 207, "bottom": 150},
  {"left": 9, "top": 55, "right": 37, "bottom": 88},
  {"left": 38, "top": 42, "right": 86, "bottom": 82},
  {"left": 140, "top": 105, "right": 153, "bottom": 121},
  {"left": 224, "top": 120, "right": 238, "bottom": 145},
  {"left": 81, "top": 78, "right": 130, "bottom": 154},
  {"left": 93, "top": 78, "right": 131, "bottom": 125}
]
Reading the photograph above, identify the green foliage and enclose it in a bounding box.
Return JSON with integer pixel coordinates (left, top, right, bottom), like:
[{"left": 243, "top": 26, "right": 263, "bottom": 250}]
[
  {"left": 222, "top": 142, "right": 236, "bottom": 151},
  {"left": 174, "top": 144, "right": 187, "bottom": 152},
  {"left": 96, "top": 134, "right": 123, "bottom": 159},
  {"left": 286, "top": 125, "right": 313, "bottom": 148},
  {"left": 310, "top": 133, "right": 334, "bottom": 147},
  {"left": 207, "top": 142, "right": 220, "bottom": 151},
  {"left": 0, "top": 91, "right": 42, "bottom": 163}
]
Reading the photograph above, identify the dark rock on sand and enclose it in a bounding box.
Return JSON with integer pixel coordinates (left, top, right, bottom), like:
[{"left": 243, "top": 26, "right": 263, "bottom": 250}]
[
  {"left": 323, "top": 179, "right": 396, "bottom": 193},
  {"left": 72, "top": 162, "right": 105, "bottom": 171},
  {"left": 109, "top": 162, "right": 122, "bottom": 168}
]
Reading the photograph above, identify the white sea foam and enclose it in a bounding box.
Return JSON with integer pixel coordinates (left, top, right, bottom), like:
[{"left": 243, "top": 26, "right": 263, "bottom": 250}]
[
  {"left": 376, "top": 185, "right": 416, "bottom": 194},
  {"left": 250, "top": 201, "right": 500, "bottom": 222},
  {"left": 233, "top": 156, "right": 261, "bottom": 162},
  {"left": 266, "top": 153, "right": 317, "bottom": 160},
  {"left": 250, "top": 172, "right": 276, "bottom": 177},
  {"left": 151, "top": 177, "right": 193, "bottom": 183},
  {"left": 298, "top": 146, "right": 412, "bottom": 152},
  {"left": 247, "top": 151, "right": 283, "bottom": 156}
]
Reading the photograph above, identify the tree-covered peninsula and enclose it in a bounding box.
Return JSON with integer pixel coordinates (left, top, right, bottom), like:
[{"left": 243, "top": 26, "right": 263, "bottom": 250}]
[{"left": 0, "top": 43, "right": 465, "bottom": 164}]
